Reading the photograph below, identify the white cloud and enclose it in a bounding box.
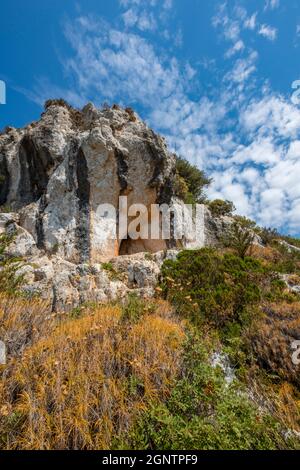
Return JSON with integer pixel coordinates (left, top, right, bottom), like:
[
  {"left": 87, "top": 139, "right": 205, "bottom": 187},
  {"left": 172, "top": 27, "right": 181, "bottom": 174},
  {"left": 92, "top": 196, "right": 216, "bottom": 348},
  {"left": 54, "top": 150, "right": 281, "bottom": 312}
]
[
  {"left": 240, "top": 95, "right": 300, "bottom": 139},
  {"left": 122, "top": 8, "right": 157, "bottom": 31},
  {"left": 212, "top": 6, "right": 241, "bottom": 42},
  {"left": 244, "top": 13, "right": 257, "bottom": 30},
  {"left": 224, "top": 51, "right": 257, "bottom": 84},
  {"left": 122, "top": 9, "right": 138, "bottom": 28},
  {"left": 232, "top": 138, "right": 281, "bottom": 165},
  {"left": 258, "top": 24, "right": 277, "bottom": 41},
  {"left": 264, "top": 0, "right": 280, "bottom": 11},
  {"left": 213, "top": 2, "right": 277, "bottom": 46},
  {"left": 120, "top": 0, "right": 172, "bottom": 32},
  {"left": 225, "top": 40, "right": 245, "bottom": 58}
]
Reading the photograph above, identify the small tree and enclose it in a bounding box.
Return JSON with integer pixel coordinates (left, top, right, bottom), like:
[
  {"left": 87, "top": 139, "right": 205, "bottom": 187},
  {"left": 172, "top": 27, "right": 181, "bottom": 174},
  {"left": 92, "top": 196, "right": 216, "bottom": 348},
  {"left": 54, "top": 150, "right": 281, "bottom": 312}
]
[
  {"left": 259, "top": 227, "right": 279, "bottom": 246},
  {"left": 175, "top": 156, "right": 212, "bottom": 204},
  {"left": 225, "top": 222, "right": 255, "bottom": 259},
  {"left": 209, "top": 199, "right": 236, "bottom": 217},
  {"left": 234, "top": 215, "right": 257, "bottom": 230}
]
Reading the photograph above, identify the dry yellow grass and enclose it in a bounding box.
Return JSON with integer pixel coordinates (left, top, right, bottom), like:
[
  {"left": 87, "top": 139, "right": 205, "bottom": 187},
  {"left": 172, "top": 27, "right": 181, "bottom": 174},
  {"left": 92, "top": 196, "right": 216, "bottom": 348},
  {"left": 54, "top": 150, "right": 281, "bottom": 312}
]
[
  {"left": 0, "top": 293, "right": 52, "bottom": 358},
  {"left": 0, "top": 298, "right": 185, "bottom": 450},
  {"left": 288, "top": 274, "right": 300, "bottom": 287},
  {"left": 250, "top": 302, "right": 300, "bottom": 388},
  {"left": 249, "top": 244, "right": 282, "bottom": 264}
]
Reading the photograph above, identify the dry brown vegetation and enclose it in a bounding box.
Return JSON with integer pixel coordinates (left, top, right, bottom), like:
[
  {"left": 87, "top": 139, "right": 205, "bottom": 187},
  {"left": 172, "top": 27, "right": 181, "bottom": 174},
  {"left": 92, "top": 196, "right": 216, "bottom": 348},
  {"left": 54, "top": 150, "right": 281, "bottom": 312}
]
[
  {"left": 250, "top": 244, "right": 282, "bottom": 264},
  {"left": 250, "top": 302, "right": 300, "bottom": 387},
  {"left": 0, "top": 297, "right": 185, "bottom": 449},
  {"left": 0, "top": 294, "right": 51, "bottom": 358}
]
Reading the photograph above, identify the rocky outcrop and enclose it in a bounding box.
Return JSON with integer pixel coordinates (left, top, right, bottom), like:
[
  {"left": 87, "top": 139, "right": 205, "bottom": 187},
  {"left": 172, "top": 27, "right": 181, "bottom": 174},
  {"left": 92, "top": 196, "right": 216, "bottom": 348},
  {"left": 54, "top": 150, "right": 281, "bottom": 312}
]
[
  {"left": 280, "top": 273, "right": 300, "bottom": 294},
  {"left": 9, "top": 247, "right": 179, "bottom": 312},
  {"left": 0, "top": 101, "right": 234, "bottom": 310},
  {"left": 0, "top": 102, "right": 178, "bottom": 264}
]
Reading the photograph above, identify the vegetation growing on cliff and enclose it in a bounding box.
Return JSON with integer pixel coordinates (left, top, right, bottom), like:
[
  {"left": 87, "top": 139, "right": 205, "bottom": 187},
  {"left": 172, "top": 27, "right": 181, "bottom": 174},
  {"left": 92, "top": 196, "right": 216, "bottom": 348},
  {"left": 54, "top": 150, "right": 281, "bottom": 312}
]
[{"left": 175, "top": 156, "right": 211, "bottom": 204}]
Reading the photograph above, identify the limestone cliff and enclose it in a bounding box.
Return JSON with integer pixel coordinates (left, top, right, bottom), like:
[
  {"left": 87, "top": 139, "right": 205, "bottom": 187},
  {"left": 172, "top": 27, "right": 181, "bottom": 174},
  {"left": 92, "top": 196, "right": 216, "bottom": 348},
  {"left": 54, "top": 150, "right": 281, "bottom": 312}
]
[
  {"left": 0, "top": 101, "right": 229, "bottom": 310},
  {"left": 0, "top": 102, "right": 179, "bottom": 262}
]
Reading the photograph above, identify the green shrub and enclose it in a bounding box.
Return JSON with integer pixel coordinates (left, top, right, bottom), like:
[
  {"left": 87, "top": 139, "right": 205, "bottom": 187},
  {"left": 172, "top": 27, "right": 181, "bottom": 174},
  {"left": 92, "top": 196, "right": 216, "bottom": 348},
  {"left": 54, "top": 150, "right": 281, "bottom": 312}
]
[
  {"left": 209, "top": 199, "right": 236, "bottom": 217},
  {"left": 175, "top": 157, "right": 211, "bottom": 204},
  {"left": 0, "top": 205, "right": 13, "bottom": 214},
  {"left": 121, "top": 293, "right": 151, "bottom": 323},
  {"left": 0, "top": 234, "right": 23, "bottom": 294},
  {"left": 259, "top": 227, "right": 280, "bottom": 246},
  {"left": 159, "top": 248, "right": 267, "bottom": 327},
  {"left": 234, "top": 215, "right": 258, "bottom": 230},
  {"left": 281, "top": 235, "right": 300, "bottom": 249},
  {"left": 101, "top": 262, "right": 122, "bottom": 280},
  {"left": 269, "top": 241, "right": 300, "bottom": 275},
  {"left": 224, "top": 222, "right": 255, "bottom": 258}
]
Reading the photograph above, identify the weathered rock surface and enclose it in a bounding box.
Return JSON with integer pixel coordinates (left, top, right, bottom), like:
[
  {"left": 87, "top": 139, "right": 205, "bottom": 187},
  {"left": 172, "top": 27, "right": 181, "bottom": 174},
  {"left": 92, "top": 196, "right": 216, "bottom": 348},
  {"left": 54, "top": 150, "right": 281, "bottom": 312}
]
[
  {"left": 0, "top": 103, "right": 180, "bottom": 263},
  {"left": 280, "top": 273, "right": 300, "bottom": 294},
  {"left": 0, "top": 102, "right": 235, "bottom": 310},
  {"left": 7, "top": 244, "right": 179, "bottom": 311}
]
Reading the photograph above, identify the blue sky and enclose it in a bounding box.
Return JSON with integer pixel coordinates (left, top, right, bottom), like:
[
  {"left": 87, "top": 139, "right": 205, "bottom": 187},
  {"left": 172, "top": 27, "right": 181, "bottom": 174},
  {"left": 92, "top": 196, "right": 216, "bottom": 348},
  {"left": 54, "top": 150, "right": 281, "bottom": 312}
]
[{"left": 1, "top": 0, "right": 300, "bottom": 235}]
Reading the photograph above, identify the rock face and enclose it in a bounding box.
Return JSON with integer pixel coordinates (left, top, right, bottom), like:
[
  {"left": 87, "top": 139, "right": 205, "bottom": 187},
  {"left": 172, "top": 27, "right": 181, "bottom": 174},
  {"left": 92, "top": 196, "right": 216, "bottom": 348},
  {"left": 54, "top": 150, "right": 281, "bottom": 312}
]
[
  {"left": 0, "top": 103, "right": 179, "bottom": 263},
  {"left": 0, "top": 101, "right": 230, "bottom": 310}
]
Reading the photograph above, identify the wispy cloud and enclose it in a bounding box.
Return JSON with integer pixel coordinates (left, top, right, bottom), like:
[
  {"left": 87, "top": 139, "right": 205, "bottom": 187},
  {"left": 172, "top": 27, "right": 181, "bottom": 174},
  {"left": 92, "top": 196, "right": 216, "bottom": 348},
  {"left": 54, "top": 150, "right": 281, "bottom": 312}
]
[
  {"left": 225, "top": 40, "right": 245, "bottom": 58},
  {"left": 120, "top": 0, "right": 173, "bottom": 32},
  {"left": 13, "top": 78, "right": 85, "bottom": 109},
  {"left": 213, "top": 2, "right": 277, "bottom": 48},
  {"left": 258, "top": 24, "right": 277, "bottom": 41},
  {"left": 264, "top": 0, "right": 280, "bottom": 11},
  {"left": 224, "top": 51, "right": 257, "bottom": 84},
  {"left": 244, "top": 13, "right": 257, "bottom": 30}
]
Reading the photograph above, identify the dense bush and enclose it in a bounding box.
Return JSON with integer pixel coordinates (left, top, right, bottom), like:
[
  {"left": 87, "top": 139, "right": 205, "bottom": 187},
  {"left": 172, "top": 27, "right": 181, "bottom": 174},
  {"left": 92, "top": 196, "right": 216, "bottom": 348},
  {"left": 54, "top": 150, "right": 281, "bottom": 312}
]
[
  {"left": 159, "top": 248, "right": 272, "bottom": 327},
  {"left": 175, "top": 156, "right": 211, "bottom": 204},
  {"left": 234, "top": 215, "right": 258, "bottom": 230},
  {"left": 259, "top": 227, "right": 280, "bottom": 246},
  {"left": 223, "top": 222, "right": 255, "bottom": 259},
  {"left": 44, "top": 99, "right": 72, "bottom": 111},
  {"left": 281, "top": 235, "right": 300, "bottom": 249},
  {"left": 269, "top": 241, "right": 300, "bottom": 275},
  {"left": 208, "top": 199, "right": 236, "bottom": 217},
  {"left": 0, "top": 241, "right": 299, "bottom": 449}
]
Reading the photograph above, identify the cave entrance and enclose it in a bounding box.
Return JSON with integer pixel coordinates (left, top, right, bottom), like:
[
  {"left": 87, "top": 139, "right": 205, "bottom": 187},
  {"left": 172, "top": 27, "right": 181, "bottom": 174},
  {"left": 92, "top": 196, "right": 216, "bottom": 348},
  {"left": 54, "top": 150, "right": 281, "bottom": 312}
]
[
  {"left": 116, "top": 202, "right": 168, "bottom": 257},
  {"left": 119, "top": 237, "right": 148, "bottom": 256}
]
